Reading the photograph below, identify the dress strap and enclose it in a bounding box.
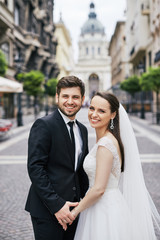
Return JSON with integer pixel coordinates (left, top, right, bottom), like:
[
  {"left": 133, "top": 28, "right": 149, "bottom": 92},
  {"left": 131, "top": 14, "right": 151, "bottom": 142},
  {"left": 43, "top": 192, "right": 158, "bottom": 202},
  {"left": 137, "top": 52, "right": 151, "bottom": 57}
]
[{"left": 97, "top": 136, "right": 117, "bottom": 157}]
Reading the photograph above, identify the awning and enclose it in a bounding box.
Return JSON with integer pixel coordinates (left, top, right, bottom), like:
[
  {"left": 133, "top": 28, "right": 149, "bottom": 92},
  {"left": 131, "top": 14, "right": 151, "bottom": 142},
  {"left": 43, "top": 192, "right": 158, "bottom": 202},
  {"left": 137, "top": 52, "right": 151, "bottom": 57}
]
[{"left": 0, "top": 76, "right": 23, "bottom": 93}]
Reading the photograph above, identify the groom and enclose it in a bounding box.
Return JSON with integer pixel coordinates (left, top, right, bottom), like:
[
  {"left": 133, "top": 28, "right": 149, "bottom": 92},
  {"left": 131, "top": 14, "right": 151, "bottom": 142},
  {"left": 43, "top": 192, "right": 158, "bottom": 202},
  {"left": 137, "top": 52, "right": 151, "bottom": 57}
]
[{"left": 25, "top": 76, "right": 89, "bottom": 240}]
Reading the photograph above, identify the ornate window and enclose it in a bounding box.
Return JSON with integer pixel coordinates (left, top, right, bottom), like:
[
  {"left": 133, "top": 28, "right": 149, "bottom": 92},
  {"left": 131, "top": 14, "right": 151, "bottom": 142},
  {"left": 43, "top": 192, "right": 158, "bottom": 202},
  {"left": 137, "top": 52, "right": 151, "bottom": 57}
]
[
  {"left": 1, "top": 42, "right": 9, "bottom": 63},
  {"left": 14, "top": 47, "right": 21, "bottom": 61},
  {"left": 28, "top": 3, "right": 36, "bottom": 32},
  {"left": 40, "top": 22, "right": 46, "bottom": 45},
  {"left": 14, "top": 4, "right": 20, "bottom": 26},
  {"left": 148, "top": 51, "right": 152, "bottom": 66},
  {"left": 92, "top": 47, "right": 94, "bottom": 56},
  {"left": 89, "top": 73, "right": 99, "bottom": 98},
  {"left": 39, "top": 0, "right": 43, "bottom": 9},
  {"left": 4, "top": 0, "right": 8, "bottom": 6}
]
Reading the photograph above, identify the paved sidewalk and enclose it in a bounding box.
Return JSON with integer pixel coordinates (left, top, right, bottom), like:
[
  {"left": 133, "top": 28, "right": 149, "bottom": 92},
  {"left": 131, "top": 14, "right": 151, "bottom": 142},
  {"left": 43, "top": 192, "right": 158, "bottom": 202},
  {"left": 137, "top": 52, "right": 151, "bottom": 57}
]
[
  {"left": 13, "top": 111, "right": 160, "bottom": 132},
  {"left": 11, "top": 111, "right": 46, "bottom": 130},
  {"left": 129, "top": 112, "right": 160, "bottom": 134},
  {"left": 0, "top": 108, "right": 160, "bottom": 239},
  {"left": 4, "top": 111, "right": 47, "bottom": 139},
  {"left": 7, "top": 109, "right": 160, "bottom": 136}
]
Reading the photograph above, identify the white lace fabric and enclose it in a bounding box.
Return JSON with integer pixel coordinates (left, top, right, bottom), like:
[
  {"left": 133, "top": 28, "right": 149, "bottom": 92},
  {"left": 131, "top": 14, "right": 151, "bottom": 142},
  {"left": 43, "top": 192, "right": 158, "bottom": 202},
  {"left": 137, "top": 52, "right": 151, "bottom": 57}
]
[
  {"left": 74, "top": 105, "right": 160, "bottom": 240},
  {"left": 98, "top": 137, "right": 121, "bottom": 180},
  {"left": 75, "top": 136, "right": 134, "bottom": 240},
  {"left": 84, "top": 136, "right": 121, "bottom": 191}
]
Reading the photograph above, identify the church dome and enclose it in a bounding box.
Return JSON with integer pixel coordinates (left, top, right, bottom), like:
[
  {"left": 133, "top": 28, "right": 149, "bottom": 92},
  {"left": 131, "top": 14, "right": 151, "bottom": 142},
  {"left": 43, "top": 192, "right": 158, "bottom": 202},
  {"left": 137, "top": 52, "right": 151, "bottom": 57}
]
[{"left": 81, "top": 2, "right": 104, "bottom": 35}]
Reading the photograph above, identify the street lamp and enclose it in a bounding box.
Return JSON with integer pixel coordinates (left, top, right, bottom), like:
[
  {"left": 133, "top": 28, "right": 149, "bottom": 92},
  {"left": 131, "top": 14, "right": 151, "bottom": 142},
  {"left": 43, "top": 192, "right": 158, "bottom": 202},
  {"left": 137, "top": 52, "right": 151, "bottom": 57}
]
[
  {"left": 138, "top": 63, "right": 145, "bottom": 119},
  {"left": 140, "top": 91, "right": 145, "bottom": 119},
  {"left": 14, "top": 57, "right": 24, "bottom": 126},
  {"left": 44, "top": 73, "right": 49, "bottom": 116}
]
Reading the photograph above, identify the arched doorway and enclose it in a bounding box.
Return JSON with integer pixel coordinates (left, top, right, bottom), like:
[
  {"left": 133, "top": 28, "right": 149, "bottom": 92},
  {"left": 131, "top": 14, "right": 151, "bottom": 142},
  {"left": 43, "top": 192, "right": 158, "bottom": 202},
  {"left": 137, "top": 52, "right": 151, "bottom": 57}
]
[{"left": 89, "top": 73, "right": 99, "bottom": 98}]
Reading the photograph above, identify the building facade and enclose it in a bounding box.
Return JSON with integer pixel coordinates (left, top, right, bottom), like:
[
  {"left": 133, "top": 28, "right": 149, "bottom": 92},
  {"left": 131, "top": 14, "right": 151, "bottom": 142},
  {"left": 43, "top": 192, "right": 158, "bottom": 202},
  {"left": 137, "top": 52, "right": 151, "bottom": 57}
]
[
  {"left": 109, "top": 0, "right": 160, "bottom": 114},
  {"left": 126, "top": 0, "right": 160, "bottom": 74},
  {"left": 0, "top": 0, "right": 15, "bottom": 118},
  {"left": 0, "top": 0, "right": 14, "bottom": 77},
  {"left": 125, "top": 0, "right": 160, "bottom": 112},
  {"left": 13, "top": 0, "right": 59, "bottom": 77},
  {"left": 109, "top": 21, "right": 129, "bottom": 86},
  {"left": 150, "top": 0, "right": 160, "bottom": 67},
  {"left": 73, "top": 2, "right": 111, "bottom": 102},
  {"left": 108, "top": 21, "right": 130, "bottom": 102},
  {"left": 54, "top": 14, "right": 74, "bottom": 80},
  {"left": 0, "top": 0, "right": 59, "bottom": 118}
]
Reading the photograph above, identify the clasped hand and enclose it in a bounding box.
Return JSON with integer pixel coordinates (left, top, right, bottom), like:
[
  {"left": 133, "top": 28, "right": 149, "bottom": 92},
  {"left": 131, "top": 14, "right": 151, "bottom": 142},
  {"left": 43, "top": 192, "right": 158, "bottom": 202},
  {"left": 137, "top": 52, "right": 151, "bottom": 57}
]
[{"left": 55, "top": 201, "right": 78, "bottom": 231}]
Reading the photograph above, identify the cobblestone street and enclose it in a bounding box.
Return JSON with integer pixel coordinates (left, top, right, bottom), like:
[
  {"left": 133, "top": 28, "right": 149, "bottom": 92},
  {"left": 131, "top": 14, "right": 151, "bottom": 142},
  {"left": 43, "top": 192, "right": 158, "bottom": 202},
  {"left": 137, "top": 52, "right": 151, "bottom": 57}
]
[
  {"left": 0, "top": 164, "right": 34, "bottom": 240},
  {"left": 0, "top": 108, "right": 160, "bottom": 239}
]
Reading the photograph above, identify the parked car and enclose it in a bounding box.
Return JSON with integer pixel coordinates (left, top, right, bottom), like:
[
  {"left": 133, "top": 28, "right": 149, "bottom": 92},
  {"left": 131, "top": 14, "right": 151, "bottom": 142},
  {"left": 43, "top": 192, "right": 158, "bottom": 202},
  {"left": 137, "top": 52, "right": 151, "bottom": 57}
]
[{"left": 0, "top": 119, "right": 12, "bottom": 140}]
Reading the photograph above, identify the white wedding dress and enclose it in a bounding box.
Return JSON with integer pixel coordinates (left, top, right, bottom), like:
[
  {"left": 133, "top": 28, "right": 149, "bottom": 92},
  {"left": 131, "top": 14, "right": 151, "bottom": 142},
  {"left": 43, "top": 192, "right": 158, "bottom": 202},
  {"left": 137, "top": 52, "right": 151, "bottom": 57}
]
[
  {"left": 74, "top": 105, "right": 160, "bottom": 239},
  {"left": 74, "top": 136, "right": 141, "bottom": 240}
]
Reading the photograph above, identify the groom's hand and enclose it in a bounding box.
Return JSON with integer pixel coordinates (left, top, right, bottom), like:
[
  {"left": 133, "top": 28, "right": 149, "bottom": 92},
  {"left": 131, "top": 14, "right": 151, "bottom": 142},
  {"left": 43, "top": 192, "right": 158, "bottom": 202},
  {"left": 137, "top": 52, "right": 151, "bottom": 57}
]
[{"left": 55, "top": 201, "right": 78, "bottom": 230}]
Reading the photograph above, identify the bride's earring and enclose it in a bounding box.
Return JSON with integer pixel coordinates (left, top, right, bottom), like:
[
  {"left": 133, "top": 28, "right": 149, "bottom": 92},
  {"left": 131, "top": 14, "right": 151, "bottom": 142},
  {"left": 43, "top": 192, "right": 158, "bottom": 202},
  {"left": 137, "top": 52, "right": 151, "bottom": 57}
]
[{"left": 110, "top": 119, "right": 114, "bottom": 130}]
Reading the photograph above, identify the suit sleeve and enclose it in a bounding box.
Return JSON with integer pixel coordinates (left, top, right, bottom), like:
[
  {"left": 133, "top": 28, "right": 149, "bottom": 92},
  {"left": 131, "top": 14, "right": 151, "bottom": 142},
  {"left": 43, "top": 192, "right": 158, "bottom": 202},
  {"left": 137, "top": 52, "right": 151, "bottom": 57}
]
[{"left": 27, "top": 118, "right": 66, "bottom": 214}]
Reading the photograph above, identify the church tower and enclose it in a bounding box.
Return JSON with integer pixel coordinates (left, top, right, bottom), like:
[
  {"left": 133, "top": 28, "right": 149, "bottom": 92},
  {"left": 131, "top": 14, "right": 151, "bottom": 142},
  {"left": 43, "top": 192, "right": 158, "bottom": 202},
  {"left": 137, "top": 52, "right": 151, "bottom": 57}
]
[{"left": 73, "top": 2, "right": 111, "bottom": 101}]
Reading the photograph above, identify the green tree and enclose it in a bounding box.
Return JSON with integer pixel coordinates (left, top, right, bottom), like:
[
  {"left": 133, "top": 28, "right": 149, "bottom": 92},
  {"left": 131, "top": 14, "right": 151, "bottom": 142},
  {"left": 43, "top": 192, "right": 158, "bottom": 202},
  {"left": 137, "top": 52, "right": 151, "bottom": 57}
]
[
  {"left": 44, "top": 78, "right": 58, "bottom": 111},
  {"left": 140, "top": 67, "right": 160, "bottom": 123},
  {"left": 16, "top": 72, "right": 25, "bottom": 82},
  {"left": 46, "top": 78, "right": 58, "bottom": 97},
  {"left": 120, "top": 75, "right": 141, "bottom": 96},
  {"left": 0, "top": 50, "right": 7, "bottom": 76},
  {"left": 120, "top": 75, "right": 141, "bottom": 112},
  {"left": 23, "top": 70, "right": 45, "bottom": 116}
]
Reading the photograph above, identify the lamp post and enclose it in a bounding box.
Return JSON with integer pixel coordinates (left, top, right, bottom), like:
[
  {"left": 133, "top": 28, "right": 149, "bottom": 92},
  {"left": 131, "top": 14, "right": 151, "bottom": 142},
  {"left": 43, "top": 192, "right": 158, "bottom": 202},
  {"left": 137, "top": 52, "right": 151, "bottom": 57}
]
[
  {"left": 140, "top": 91, "right": 145, "bottom": 119},
  {"left": 14, "top": 57, "right": 24, "bottom": 126},
  {"left": 139, "top": 63, "right": 145, "bottom": 119},
  {"left": 44, "top": 73, "right": 49, "bottom": 116}
]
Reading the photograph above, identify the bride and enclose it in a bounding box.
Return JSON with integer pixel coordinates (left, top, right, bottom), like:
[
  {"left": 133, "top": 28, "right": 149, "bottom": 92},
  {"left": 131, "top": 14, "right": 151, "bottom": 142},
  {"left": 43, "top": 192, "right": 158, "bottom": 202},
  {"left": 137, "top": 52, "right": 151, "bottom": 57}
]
[{"left": 63, "top": 92, "right": 160, "bottom": 239}]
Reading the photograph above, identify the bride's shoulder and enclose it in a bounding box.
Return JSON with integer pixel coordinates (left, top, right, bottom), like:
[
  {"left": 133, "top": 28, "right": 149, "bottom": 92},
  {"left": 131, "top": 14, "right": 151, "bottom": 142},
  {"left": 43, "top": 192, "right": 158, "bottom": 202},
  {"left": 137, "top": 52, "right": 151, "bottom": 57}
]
[
  {"left": 97, "top": 134, "right": 118, "bottom": 157},
  {"left": 103, "top": 133, "right": 119, "bottom": 148}
]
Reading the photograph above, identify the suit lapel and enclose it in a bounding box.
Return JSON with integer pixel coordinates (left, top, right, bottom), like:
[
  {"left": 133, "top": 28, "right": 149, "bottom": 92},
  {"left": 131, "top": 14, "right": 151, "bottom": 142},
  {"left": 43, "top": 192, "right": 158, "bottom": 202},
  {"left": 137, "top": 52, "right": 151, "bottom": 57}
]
[
  {"left": 55, "top": 110, "right": 75, "bottom": 167},
  {"left": 76, "top": 120, "right": 87, "bottom": 170}
]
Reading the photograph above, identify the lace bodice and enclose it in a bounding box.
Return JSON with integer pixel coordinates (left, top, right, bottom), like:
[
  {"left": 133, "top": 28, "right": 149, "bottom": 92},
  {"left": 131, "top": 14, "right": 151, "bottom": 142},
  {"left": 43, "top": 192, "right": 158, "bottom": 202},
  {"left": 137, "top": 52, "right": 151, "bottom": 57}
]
[{"left": 83, "top": 136, "right": 121, "bottom": 190}]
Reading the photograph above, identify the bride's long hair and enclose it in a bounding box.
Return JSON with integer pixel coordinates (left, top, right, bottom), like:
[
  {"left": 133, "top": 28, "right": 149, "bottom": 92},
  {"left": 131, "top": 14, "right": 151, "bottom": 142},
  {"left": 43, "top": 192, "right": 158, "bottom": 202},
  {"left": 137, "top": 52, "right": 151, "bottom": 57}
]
[
  {"left": 91, "top": 92, "right": 160, "bottom": 238},
  {"left": 92, "top": 92, "right": 124, "bottom": 172}
]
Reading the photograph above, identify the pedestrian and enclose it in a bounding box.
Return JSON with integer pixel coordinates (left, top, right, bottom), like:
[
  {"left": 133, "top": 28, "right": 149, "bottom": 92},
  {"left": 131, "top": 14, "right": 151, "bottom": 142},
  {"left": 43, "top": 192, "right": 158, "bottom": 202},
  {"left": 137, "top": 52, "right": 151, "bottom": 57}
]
[
  {"left": 25, "top": 76, "right": 89, "bottom": 240},
  {"left": 68, "top": 92, "right": 160, "bottom": 240}
]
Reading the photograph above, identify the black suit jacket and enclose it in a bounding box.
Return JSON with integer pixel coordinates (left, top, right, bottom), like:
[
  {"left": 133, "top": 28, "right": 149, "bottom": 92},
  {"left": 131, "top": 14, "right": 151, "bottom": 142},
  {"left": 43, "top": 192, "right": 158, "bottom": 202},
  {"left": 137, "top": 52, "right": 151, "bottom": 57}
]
[{"left": 25, "top": 109, "right": 89, "bottom": 219}]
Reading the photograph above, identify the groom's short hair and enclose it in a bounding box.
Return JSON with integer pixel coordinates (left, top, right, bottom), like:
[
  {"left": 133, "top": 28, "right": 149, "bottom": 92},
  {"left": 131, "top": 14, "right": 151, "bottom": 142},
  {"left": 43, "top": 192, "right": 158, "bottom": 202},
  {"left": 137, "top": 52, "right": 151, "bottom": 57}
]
[{"left": 56, "top": 75, "right": 85, "bottom": 97}]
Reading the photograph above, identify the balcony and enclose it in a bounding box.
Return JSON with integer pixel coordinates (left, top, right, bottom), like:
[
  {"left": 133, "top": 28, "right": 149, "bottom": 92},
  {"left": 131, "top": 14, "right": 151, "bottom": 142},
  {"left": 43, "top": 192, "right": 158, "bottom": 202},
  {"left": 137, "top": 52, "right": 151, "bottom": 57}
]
[
  {"left": 0, "top": 2, "right": 14, "bottom": 33},
  {"left": 33, "top": 7, "right": 47, "bottom": 20},
  {"left": 129, "top": 46, "right": 145, "bottom": 64},
  {"left": 141, "top": 3, "right": 150, "bottom": 16},
  {"left": 38, "top": 48, "right": 50, "bottom": 58},
  {"left": 154, "top": 50, "right": 160, "bottom": 63},
  {"left": 130, "top": 46, "right": 135, "bottom": 56},
  {"left": 44, "top": 24, "right": 53, "bottom": 33}
]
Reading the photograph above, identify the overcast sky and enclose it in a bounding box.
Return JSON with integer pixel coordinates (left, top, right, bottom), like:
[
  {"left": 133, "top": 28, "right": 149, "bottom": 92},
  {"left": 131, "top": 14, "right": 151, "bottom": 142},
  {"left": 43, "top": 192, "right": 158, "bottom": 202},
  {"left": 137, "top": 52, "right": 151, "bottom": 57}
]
[{"left": 54, "top": 0, "right": 126, "bottom": 61}]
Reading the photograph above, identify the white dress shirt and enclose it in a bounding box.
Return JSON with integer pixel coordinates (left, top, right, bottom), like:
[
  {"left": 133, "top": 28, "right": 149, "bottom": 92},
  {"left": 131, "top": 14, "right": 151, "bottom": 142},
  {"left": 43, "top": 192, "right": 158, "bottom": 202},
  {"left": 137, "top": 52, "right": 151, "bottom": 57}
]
[{"left": 58, "top": 109, "right": 83, "bottom": 170}]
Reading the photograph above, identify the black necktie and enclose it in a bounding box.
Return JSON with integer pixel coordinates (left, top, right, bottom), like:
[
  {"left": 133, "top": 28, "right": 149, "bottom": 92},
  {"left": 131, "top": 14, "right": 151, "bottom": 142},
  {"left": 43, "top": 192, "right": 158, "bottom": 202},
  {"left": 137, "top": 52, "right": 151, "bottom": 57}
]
[{"left": 68, "top": 121, "right": 75, "bottom": 160}]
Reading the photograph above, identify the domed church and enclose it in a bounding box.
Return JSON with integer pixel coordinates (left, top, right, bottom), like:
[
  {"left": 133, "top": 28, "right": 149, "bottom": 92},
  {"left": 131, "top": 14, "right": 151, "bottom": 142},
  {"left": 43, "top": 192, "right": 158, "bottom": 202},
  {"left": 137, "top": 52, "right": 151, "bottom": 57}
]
[{"left": 73, "top": 2, "right": 111, "bottom": 102}]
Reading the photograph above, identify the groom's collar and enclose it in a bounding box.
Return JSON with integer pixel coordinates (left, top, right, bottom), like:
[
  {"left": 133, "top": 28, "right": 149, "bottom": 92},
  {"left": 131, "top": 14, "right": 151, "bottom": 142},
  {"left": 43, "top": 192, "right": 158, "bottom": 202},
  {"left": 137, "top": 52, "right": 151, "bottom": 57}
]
[{"left": 58, "top": 109, "right": 76, "bottom": 125}]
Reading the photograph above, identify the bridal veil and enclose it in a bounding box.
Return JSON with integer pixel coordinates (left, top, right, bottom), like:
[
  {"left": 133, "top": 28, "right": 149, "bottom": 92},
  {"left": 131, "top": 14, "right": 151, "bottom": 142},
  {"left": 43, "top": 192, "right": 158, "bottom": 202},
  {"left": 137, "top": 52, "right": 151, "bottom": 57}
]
[{"left": 119, "top": 104, "right": 160, "bottom": 239}]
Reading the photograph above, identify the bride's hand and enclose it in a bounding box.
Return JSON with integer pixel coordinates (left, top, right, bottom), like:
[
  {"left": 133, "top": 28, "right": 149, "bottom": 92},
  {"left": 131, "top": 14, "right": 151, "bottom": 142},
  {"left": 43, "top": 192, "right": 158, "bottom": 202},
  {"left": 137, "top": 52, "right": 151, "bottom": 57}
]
[
  {"left": 70, "top": 208, "right": 78, "bottom": 222},
  {"left": 60, "top": 209, "right": 77, "bottom": 228}
]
